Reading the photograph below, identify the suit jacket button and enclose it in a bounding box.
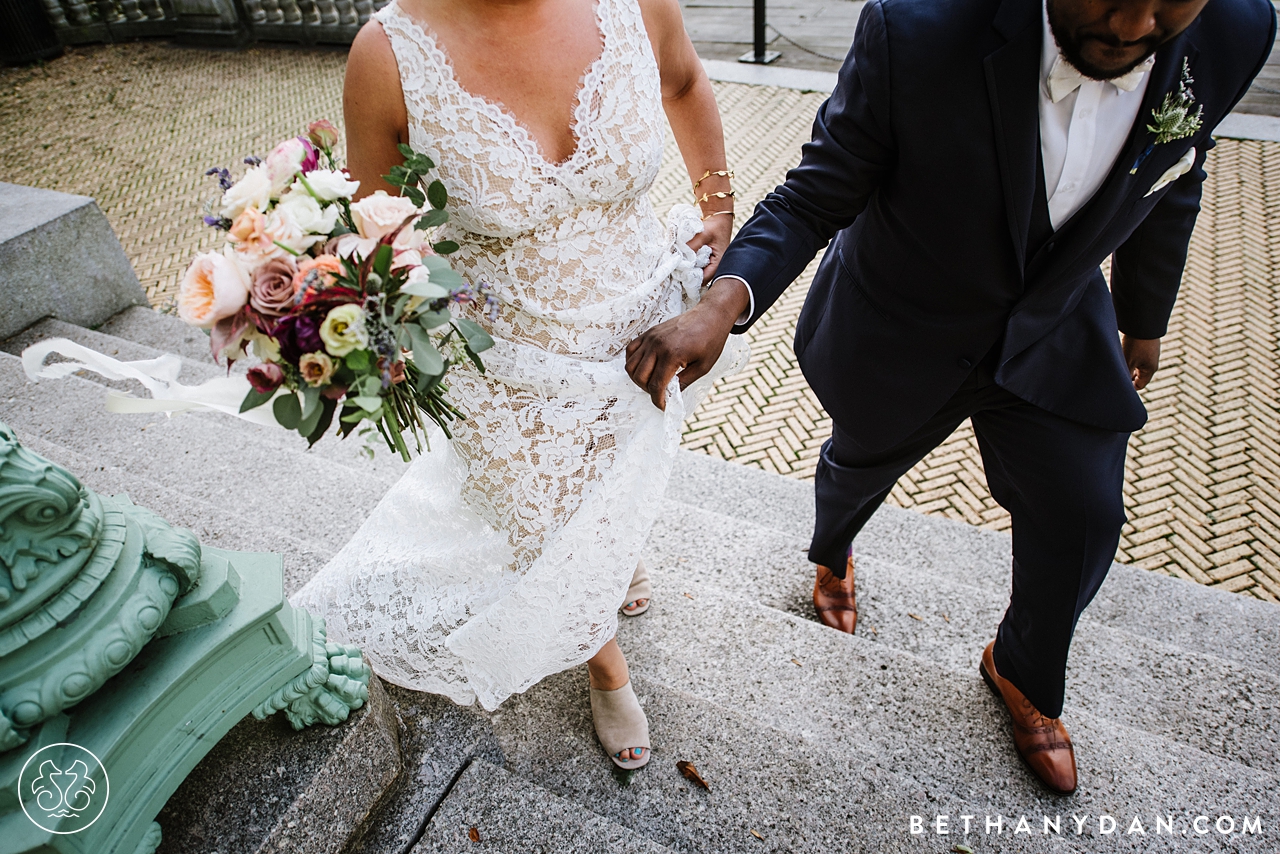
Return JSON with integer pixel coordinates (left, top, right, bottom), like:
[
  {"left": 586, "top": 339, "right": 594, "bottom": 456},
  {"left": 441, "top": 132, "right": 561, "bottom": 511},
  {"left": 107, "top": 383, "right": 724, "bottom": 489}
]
[{"left": 958, "top": 357, "right": 973, "bottom": 369}]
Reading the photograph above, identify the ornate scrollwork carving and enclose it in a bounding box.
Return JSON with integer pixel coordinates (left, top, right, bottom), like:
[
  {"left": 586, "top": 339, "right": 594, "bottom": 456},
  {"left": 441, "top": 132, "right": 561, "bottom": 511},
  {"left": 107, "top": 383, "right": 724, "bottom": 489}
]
[{"left": 0, "top": 424, "right": 101, "bottom": 611}]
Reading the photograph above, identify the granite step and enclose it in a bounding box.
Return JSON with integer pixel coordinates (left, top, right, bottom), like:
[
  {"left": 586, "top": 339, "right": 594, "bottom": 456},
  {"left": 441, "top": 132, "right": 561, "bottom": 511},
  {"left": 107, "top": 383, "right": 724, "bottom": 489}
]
[
  {"left": 644, "top": 496, "right": 1280, "bottom": 774},
  {"left": 483, "top": 667, "right": 1090, "bottom": 854},
  {"left": 16, "top": 431, "right": 335, "bottom": 593},
  {"left": 665, "top": 449, "right": 1280, "bottom": 679},
  {"left": 0, "top": 350, "right": 396, "bottom": 562},
  {"left": 3, "top": 313, "right": 408, "bottom": 485},
  {"left": 611, "top": 593, "right": 1277, "bottom": 853},
  {"left": 410, "top": 759, "right": 677, "bottom": 854}
]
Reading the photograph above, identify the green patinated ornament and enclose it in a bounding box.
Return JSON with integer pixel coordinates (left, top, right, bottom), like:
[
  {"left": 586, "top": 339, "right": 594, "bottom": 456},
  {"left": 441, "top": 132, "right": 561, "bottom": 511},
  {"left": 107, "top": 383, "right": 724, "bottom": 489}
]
[{"left": 0, "top": 423, "right": 371, "bottom": 854}]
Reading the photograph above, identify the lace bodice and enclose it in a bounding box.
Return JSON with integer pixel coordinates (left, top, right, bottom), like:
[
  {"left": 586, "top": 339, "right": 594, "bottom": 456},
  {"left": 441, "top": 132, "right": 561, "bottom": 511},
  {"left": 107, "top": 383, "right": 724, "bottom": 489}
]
[
  {"left": 376, "top": 0, "right": 670, "bottom": 358},
  {"left": 292, "top": 0, "right": 748, "bottom": 710}
]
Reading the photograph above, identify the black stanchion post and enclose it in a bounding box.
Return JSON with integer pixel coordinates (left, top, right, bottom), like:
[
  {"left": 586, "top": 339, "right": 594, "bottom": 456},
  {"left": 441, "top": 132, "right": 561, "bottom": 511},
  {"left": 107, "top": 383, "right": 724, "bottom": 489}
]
[{"left": 738, "top": 0, "right": 779, "bottom": 64}]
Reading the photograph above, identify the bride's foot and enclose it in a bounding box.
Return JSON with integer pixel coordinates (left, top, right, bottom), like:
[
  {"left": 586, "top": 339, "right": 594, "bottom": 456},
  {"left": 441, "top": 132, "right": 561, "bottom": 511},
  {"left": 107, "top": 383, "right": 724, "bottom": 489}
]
[
  {"left": 621, "top": 558, "right": 652, "bottom": 617},
  {"left": 588, "top": 639, "right": 650, "bottom": 768}
]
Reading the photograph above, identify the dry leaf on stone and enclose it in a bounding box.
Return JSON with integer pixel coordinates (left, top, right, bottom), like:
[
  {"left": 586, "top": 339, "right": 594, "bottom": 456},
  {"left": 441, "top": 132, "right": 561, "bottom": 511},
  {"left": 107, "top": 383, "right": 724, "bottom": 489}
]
[
  {"left": 468, "top": 827, "right": 480, "bottom": 842},
  {"left": 683, "top": 592, "right": 696, "bottom": 600},
  {"left": 676, "top": 760, "right": 710, "bottom": 791},
  {"left": 908, "top": 613, "right": 923, "bottom": 621},
  {"left": 952, "top": 845, "right": 974, "bottom": 854},
  {"left": 791, "top": 658, "right": 803, "bottom": 667},
  {"left": 750, "top": 829, "right": 764, "bottom": 840}
]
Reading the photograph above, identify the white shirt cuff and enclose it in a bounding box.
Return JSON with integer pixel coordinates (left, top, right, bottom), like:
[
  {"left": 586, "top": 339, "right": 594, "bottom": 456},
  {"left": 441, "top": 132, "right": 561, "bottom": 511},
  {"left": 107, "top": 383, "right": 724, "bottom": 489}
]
[{"left": 711, "top": 275, "right": 754, "bottom": 326}]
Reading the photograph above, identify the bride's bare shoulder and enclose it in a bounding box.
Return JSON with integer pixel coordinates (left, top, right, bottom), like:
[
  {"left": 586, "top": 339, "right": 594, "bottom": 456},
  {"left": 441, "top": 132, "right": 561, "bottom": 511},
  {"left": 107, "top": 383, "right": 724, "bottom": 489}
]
[{"left": 348, "top": 16, "right": 398, "bottom": 79}]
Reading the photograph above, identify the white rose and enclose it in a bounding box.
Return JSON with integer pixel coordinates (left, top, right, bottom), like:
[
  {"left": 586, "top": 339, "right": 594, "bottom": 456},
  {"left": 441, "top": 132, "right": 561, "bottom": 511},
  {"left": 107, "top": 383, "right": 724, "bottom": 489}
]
[
  {"left": 277, "top": 190, "right": 339, "bottom": 235},
  {"left": 264, "top": 208, "right": 323, "bottom": 256},
  {"left": 297, "top": 169, "right": 360, "bottom": 202},
  {"left": 220, "top": 166, "right": 272, "bottom": 220},
  {"left": 350, "top": 190, "right": 421, "bottom": 241},
  {"left": 177, "top": 248, "right": 251, "bottom": 328}
]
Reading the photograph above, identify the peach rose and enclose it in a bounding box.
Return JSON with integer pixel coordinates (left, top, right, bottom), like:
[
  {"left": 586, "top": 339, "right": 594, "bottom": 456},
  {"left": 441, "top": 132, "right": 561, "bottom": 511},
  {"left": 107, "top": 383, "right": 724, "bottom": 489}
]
[
  {"left": 178, "top": 249, "right": 250, "bottom": 328},
  {"left": 228, "top": 208, "right": 273, "bottom": 256},
  {"left": 293, "top": 254, "right": 346, "bottom": 293}
]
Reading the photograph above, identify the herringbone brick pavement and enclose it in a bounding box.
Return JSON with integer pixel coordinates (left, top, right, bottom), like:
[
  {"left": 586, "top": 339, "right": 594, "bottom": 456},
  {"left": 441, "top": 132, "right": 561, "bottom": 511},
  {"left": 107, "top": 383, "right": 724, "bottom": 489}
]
[{"left": 2, "top": 43, "right": 1278, "bottom": 601}]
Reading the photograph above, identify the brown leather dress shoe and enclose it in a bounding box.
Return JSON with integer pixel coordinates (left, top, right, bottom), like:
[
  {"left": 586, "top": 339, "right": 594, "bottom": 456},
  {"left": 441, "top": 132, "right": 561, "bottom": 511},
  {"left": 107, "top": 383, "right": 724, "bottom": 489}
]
[
  {"left": 813, "top": 556, "right": 857, "bottom": 634},
  {"left": 980, "top": 642, "right": 1077, "bottom": 794}
]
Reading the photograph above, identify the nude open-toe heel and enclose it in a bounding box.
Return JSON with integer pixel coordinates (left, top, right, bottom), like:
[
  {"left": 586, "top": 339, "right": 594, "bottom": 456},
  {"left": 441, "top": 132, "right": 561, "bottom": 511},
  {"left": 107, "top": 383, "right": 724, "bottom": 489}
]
[
  {"left": 621, "top": 559, "right": 652, "bottom": 617},
  {"left": 590, "top": 681, "right": 651, "bottom": 770}
]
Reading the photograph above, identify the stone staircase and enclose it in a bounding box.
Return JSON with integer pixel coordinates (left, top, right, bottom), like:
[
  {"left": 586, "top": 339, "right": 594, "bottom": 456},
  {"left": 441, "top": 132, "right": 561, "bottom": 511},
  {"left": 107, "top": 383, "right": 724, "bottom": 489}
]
[{"left": 2, "top": 307, "right": 1277, "bottom": 853}]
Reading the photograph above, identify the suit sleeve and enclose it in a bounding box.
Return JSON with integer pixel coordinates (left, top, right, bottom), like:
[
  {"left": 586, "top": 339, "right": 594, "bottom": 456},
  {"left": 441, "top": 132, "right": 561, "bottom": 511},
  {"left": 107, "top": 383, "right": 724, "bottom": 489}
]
[
  {"left": 715, "top": 0, "right": 896, "bottom": 332},
  {"left": 1111, "top": 5, "right": 1277, "bottom": 339},
  {"left": 1109, "top": 144, "right": 1208, "bottom": 339}
]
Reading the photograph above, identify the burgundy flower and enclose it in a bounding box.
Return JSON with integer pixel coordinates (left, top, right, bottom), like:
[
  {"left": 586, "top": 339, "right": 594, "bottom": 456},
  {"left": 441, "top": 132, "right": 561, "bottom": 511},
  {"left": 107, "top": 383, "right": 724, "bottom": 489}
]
[
  {"left": 275, "top": 314, "right": 324, "bottom": 364},
  {"left": 250, "top": 257, "right": 299, "bottom": 318},
  {"left": 247, "top": 362, "right": 285, "bottom": 394}
]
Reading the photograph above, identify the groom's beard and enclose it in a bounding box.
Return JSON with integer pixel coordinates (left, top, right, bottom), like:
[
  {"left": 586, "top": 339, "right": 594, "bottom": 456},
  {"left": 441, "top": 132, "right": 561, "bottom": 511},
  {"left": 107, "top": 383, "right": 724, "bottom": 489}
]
[{"left": 1046, "top": 0, "right": 1165, "bottom": 81}]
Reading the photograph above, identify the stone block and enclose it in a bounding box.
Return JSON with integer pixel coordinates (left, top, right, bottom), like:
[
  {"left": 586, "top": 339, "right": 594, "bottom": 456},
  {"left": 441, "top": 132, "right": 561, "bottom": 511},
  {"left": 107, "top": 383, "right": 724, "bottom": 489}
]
[
  {"left": 156, "top": 674, "right": 402, "bottom": 854},
  {"left": 0, "top": 183, "right": 147, "bottom": 341}
]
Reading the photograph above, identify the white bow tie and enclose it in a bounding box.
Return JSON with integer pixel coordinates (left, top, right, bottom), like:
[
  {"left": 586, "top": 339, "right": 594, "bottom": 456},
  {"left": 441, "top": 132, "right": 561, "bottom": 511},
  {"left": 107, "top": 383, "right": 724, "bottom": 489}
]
[{"left": 1046, "top": 54, "right": 1155, "bottom": 103}]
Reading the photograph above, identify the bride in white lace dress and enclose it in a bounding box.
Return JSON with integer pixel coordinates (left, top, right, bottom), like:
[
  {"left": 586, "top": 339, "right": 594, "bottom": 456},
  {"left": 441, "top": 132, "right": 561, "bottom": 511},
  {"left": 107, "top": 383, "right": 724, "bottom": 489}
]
[{"left": 289, "top": 0, "right": 749, "bottom": 768}]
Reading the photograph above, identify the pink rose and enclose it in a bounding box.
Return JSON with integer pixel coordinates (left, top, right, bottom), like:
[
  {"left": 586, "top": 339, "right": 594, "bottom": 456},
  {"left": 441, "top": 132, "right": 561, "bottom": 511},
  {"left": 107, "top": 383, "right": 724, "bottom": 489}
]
[
  {"left": 307, "top": 119, "right": 339, "bottom": 150},
  {"left": 247, "top": 362, "right": 285, "bottom": 393},
  {"left": 250, "top": 257, "right": 300, "bottom": 317},
  {"left": 178, "top": 250, "right": 250, "bottom": 328},
  {"left": 265, "top": 137, "right": 319, "bottom": 195}
]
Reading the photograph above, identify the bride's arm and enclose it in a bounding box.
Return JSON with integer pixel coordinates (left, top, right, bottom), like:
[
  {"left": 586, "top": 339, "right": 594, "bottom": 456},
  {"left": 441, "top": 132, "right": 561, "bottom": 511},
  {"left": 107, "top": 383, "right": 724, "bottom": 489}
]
[
  {"left": 344, "top": 21, "right": 411, "bottom": 201},
  {"left": 639, "top": 0, "right": 733, "bottom": 284}
]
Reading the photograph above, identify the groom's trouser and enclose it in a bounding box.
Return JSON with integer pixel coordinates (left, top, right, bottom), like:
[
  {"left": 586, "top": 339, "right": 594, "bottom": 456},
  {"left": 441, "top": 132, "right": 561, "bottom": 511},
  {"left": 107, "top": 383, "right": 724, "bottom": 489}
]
[{"left": 809, "top": 358, "right": 1129, "bottom": 718}]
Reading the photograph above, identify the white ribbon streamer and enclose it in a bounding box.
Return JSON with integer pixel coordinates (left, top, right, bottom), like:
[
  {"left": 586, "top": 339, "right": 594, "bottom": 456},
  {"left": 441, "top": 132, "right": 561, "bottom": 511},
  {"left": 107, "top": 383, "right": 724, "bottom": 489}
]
[{"left": 20, "top": 337, "right": 277, "bottom": 427}]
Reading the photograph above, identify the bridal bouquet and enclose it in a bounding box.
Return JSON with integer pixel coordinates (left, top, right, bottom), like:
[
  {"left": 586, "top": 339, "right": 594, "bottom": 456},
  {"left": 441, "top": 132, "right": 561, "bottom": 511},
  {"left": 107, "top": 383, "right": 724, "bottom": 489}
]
[{"left": 179, "top": 121, "right": 495, "bottom": 460}]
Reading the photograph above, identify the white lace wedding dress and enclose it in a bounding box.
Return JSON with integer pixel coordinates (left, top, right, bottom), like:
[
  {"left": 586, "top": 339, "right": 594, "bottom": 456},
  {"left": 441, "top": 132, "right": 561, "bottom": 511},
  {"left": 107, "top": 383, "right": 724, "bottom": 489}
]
[{"left": 289, "top": 0, "right": 747, "bottom": 710}]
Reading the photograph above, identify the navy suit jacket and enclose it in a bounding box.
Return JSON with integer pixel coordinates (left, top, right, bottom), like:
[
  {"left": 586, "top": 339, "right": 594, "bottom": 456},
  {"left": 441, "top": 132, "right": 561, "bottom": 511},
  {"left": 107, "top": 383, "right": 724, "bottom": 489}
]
[{"left": 717, "top": 0, "right": 1276, "bottom": 454}]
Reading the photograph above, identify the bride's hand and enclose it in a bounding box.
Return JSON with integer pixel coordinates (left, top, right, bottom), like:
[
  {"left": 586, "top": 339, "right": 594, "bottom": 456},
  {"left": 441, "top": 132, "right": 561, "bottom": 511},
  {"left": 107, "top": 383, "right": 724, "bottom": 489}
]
[{"left": 688, "top": 213, "right": 733, "bottom": 285}]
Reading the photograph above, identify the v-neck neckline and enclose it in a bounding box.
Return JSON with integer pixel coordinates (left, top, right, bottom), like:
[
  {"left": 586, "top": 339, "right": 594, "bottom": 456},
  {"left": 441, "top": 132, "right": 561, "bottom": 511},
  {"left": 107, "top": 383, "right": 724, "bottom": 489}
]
[{"left": 389, "top": 0, "right": 608, "bottom": 170}]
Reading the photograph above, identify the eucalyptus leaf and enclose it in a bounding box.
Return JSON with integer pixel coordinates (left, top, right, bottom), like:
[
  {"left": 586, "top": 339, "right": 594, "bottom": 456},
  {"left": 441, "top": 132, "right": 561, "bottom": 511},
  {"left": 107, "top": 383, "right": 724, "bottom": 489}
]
[
  {"left": 454, "top": 317, "right": 495, "bottom": 353},
  {"left": 404, "top": 186, "right": 425, "bottom": 208},
  {"left": 352, "top": 395, "right": 384, "bottom": 413},
  {"left": 373, "top": 244, "right": 394, "bottom": 277},
  {"left": 417, "top": 309, "right": 452, "bottom": 329},
  {"left": 427, "top": 180, "right": 448, "bottom": 210},
  {"left": 298, "top": 394, "right": 325, "bottom": 437},
  {"left": 409, "top": 327, "right": 445, "bottom": 377},
  {"left": 301, "top": 385, "right": 322, "bottom": 420},
  {"left": 432, "top": 240, "right": 460, "bottom": 255},
  {"left": 422, "top": 255, "right": 452, "bottom": 272},
  {"left": 401, "top": 280, "right": 450, "bottom": 299},
  {"left": 273, "top": 393, "right": 302, "bottom": 430},
  {"left": 239, "top": 386, "right": 274, "bottom": 413},
  {"left": 397, "top": 143, "right": 415, "bottom": 158},
  {"left": 429, "top": 266, "right": 464, "bottom": 290},
  {"left": 415, "top": 209, "right": 450, "bottom": 230},
  {"left": 345, "top": 349, "right": 372, "bottom": 372}
]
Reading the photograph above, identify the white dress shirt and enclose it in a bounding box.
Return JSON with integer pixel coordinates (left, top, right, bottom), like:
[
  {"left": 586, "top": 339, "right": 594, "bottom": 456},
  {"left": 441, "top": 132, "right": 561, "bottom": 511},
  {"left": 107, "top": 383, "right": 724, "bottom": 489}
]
[
  {"left": 716, "top": 1, "right": 1155, "bottom": 323},
  {"left": 1039, "top": 1, "right": 1153, "bottom": 229}
]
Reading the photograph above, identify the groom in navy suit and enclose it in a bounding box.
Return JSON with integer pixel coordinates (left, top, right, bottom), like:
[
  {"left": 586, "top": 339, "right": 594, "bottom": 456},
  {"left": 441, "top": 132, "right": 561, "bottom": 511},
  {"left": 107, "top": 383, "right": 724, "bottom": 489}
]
[{"left": 627, "top": 0, "right": 1274, "bottom": 792}]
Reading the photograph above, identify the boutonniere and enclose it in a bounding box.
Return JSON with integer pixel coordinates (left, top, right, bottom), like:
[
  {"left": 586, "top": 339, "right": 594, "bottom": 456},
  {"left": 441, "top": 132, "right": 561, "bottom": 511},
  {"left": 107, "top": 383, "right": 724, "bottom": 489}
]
[{"left": 1130, "top": 57, "right": 1203, "bottom": 174}]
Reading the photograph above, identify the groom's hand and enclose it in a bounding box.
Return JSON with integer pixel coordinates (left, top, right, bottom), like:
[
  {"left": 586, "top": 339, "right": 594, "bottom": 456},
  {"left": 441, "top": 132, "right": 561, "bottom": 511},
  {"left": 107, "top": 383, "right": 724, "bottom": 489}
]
[
  {"left": 626, "top": 278, "right": 751, "bottom": 410},
  {"left": 1123, "top": 334, "right": 1161, "bottom": 390}
]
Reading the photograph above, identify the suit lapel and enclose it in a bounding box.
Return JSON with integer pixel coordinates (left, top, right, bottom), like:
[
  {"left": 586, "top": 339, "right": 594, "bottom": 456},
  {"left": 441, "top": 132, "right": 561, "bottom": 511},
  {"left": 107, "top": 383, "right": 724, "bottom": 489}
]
[
  {"left": 1031, "top": 33, "right": 1201, "bottom": 278},
  {"left": 999, "top": 26, "right": 1202, "bottom": 365},
  {"left": 983, "top": 0, "right": 1043, "bottom": 273}
]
